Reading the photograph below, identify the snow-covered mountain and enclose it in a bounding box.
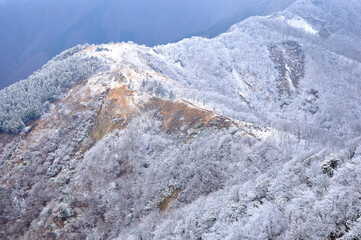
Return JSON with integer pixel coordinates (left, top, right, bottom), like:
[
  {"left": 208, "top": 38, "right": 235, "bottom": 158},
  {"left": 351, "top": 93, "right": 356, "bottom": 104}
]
[{"left": 1, "top": 0, "right": 361, "bottom": 239}]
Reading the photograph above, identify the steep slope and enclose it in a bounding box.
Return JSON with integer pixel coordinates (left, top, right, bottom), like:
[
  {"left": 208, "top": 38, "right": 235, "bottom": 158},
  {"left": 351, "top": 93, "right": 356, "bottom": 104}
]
[
  {"left": 0, "top": 43, "right": 274, "bottom": 239},
  {"left": 154, "top": 0, "right": 361, "bottom": 139},
  {"left": 1, "top": 0, "right": 361, "bottom": 239}
]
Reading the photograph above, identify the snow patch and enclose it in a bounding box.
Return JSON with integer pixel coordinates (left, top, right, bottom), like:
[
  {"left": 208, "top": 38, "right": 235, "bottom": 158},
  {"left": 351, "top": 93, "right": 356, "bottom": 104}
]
[
  {"left": 232, "top": 69, "right": 250, "bottom": 94},
  {"left": 84, "top": 43, "right": 150, "bottom": 71},
  {"left": 281, "top": 15, "right": 318, "bottom": 35},
  {"left": 285, "top": 64, "right": 296, "bottom": 92}
]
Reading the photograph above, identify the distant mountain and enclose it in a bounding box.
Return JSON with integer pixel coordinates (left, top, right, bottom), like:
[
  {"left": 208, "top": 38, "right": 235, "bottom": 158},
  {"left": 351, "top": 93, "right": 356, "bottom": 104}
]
[
  {"left": 1, "top": 0, "right": 361, "bottom": 239},
  {"left": 0, "top": 0, "right": 269, "bottom": 90}
]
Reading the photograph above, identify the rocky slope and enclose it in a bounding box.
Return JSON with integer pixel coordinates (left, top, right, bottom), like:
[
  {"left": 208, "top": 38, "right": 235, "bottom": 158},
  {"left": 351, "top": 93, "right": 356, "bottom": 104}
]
[{"left": 1, "top": 0, "right": 361, "bottom": 239}]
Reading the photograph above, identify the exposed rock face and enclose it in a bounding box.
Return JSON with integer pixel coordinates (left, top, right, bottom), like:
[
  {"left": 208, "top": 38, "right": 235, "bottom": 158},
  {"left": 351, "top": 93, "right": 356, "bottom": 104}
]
[
  {"left": 1, "top": 0, "right": 361, "bottom": 239},
  {"left": 268, "top": 40, "right": 305, "bottom": 96}
]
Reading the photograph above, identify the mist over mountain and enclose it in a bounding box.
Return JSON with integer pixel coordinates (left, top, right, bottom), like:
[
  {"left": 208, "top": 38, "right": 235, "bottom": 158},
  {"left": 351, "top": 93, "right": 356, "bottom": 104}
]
[
  {"left": 184, "top": 0, "right": 297, "bottom": 39},
  {"left": 1, "top": 0, "right": 361, "bottom": 239},
  {"left": 0, "top": 0, "right": 290, "bottom": 90}
]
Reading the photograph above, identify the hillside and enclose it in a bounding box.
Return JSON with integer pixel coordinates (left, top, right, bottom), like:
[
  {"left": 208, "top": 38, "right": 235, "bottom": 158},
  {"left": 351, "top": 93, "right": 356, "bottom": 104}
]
[{"left": 1, "top": 0, "right": 361, "bottom": 239}]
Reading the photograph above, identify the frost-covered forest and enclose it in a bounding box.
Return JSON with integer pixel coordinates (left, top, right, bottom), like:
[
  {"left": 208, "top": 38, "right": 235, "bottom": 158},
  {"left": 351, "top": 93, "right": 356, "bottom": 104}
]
[
  {"left": 0, "top": 0, "right": 361, "bottom": 239},
  {"left": 0, "top": 45, "right": 106, "bottom": 133}
]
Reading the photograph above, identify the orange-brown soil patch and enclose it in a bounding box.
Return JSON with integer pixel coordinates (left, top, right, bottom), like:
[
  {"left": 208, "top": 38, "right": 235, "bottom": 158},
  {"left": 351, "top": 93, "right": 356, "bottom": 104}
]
[
  {"left": 144, "top": 98, "right": 233, "bottom": 135},
  {"left": 89, "top": 85, "right": 135, "bottom": 141},
  {"left": 158, "top": 189, "right": 180, "bottom": 211}
]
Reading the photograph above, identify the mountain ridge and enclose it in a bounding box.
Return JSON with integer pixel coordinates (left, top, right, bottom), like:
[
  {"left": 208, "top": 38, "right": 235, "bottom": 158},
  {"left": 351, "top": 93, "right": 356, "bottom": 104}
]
[{"left": 0, "top": 0, "right": 264, "bottom": 90}]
